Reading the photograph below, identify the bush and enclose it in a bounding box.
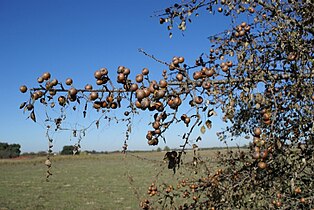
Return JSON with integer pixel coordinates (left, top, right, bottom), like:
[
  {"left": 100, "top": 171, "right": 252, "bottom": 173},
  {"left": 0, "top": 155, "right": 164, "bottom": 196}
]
[{"left": 0, "top": 142, "right": 21, "bottom": 159}]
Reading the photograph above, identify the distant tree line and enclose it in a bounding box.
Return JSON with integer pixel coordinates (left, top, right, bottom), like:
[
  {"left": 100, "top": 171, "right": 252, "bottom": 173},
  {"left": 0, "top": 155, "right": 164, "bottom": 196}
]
[{"left": 0, "top": 142, "right": 21, "bottom": 159}]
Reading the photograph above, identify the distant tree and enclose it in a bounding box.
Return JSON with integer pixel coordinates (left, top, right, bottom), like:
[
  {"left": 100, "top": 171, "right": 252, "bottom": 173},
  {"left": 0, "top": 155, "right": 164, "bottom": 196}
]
[
  {"left": 156, "top": 147, "right": 162, "bottom": 152},
  {"left": 0, "top": 142, "right": 21, "bottom": 159},
  {"left": 163, "top": 146, "right": 170, "bottom": 152},
  {"left": 60, "top": 145, "right": 79, "bottom": 155}
]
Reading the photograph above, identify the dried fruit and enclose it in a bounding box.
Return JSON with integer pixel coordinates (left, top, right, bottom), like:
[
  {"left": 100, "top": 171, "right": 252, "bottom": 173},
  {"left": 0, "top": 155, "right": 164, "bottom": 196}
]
[{"left": 19, "top": 85, "right": 28, "bottom": 93}]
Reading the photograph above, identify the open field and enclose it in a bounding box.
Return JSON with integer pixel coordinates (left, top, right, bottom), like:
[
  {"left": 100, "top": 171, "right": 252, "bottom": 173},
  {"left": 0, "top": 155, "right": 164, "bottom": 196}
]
[{"left": 0, "top": 149, "right": 226, "bottom": 210}]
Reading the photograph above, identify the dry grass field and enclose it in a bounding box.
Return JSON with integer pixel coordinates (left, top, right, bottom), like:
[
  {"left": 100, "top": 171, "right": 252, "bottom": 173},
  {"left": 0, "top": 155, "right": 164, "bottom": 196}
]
[{"left": 0, "top": 149, "right": 225, "bottom": 210}]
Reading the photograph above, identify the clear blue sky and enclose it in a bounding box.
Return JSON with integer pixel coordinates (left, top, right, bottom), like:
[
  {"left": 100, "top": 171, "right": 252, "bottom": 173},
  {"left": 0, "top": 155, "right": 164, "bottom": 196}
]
[{"left": 0, "top": 0, "right": 249, "bottom": 153}]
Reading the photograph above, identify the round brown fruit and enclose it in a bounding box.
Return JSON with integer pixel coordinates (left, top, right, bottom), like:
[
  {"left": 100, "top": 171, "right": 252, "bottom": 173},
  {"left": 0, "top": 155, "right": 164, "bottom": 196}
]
[
  {"left": 89, "top": 92, "right": 98, "bottom": 101},
  {"left": 37, "top": 77, "right": 44, "bottom": 83},
  {"left": 263, "top": 112, "right": 271, "bottom": 120},
  {"left": 142, "top": 68, "right": 149, "bottom": 75},
  {"left": 176, "top": 73, "right": 184, "bottom": 81},
  {"left": 194, "top": 96, "right": 203, "bottom": 104},
  {"left": 254, "top": 127, "right": 262, "bottom": 136},
  {"left": 106, "top": 95, "right": 114, "bottom": 103},
  {"left": 258, "top": 161, "right": 267, "bottom": 169},
  {"left": 159, "top": 79, "right": 167, "bottom": 88},
  {"left": 123, "top": 68, "right": 130, "bottom": 75},
  {"left": 169, "top": 63, "right": 176, "bottom": 71},
  {"left": 226, "top": 61, "right": 233, "bottom": 67},
  {"left": 93, "top": 101, "right": 101, "bottom": 109},
  {"left": 252, "top": 151, "right": 260, "bottom": 159},
  {"left": 68, "top": 88, "right": 78, "bottom": 96},
  {"left": 117, "top": 66, "right": 124, "bottom": 73},
  {"left": 65, "top": 78, "right": 73, "bottom": 86},
  {"left": 101, "top": 101, "right": 108, "bottom": 108},
  {"left": 241, "top": 22, "right": 247, "bottom": 27},
  {"left": 135, "top": 100, "right": 141, "bottom": 109},
  {"left": 143, "top": 88, "right": 151, "bottom": 97},
  {"left": 32, "top": 92, "right": 39, "bottom": 100},
  {"left": 85, "top": 84, "right": 93, "bottom": 90},
  {"left": 130, "top": 83, "right": 138, "bottom": 92},
  {"left": 100, "top": 68, "right": 108, "bottom": 75},
  {"left": 152, "top": 121, "right": 160, "bottom": 129},
  {"left": 140, "top": 98, "right": 150, "bottom": 109},
  {"left": 155, "top": 89, "right": 165, "bottom": 99},
  {"left": 135, "top": 74, "right": 144, "bottom": 83},
  {"left": 94, "top": 70, "right": 102, "bottom": 79},
  {"left": 184, "top": 117, "right": 191, "bottom": 125},
  {"left": 49, "top": 89, "right": 57, "bottom": 96},
  {"left": 178, "top": 56, "right": 185, "bottom": 63},
  {"left": 136, "top": 89, "right": 145, "bottom": 100},
  {"left": 50, "top": 79, "right": 58, "bottom": 86},
  {"left": 204, "top": 68, "right": 213, "bottom": 77},
  {"left": 244, "top": 25, "right": 251, "bottom": 32},
  {"left": 172, "top": 56, "right": 179, "bottom": 65},
  {"left": 181, "top": 114, "right": 187, "bottom": 121},
  {"left": 260, "top": 150, "right": 268, "bottom": 159},
  {"left": 202, "top": 81, "right": 211, "bottom": 89},
  {"left": 221, "top": 65, "right": 229, "bottom": 72},
  {"left": 294, "top": 187, "right": 301, "bottom": 194},
  {"left": 58, "top": 96, "right": 66, "bottom": 106},
  {"left": 96, "top": 79, "right": 103, "bottom": 85},
  {"left": 117, "top": 73, "right": 125, "bottom": 83},
  {"left": 193, "top": 71, "right": 202, "bottom": 80},
  {"left": 42, "top": 72, "right": 51, "bottom": 80},
  {"left": 110, "top": 102, "right": 118, "bottom": 109},
  {"left": 36, "top": 91, "right": 43, "bottom": 98},
  {"left": 20, "top": 85, "right": 28, "bottom": 93}
]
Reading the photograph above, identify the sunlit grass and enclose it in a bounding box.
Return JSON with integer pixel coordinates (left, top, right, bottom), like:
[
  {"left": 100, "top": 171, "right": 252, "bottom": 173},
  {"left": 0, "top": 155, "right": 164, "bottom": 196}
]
[{"left": 0, "top": 149, "right": 225, "bottom": 209}]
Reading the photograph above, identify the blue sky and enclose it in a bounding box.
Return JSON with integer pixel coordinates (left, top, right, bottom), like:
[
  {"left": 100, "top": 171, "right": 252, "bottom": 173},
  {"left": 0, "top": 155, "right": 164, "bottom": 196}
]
[{"left": 0, "top": 0, "right": 249, "bottom": 152}]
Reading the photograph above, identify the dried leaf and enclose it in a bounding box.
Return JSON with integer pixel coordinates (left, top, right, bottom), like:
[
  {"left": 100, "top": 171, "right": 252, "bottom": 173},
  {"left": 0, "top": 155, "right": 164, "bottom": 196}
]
[
  {"left": 200, "top": 125, "right": 206, "bottom": 134},
  {"left": 196, "top": 136, "right": 202, "bottom": 142},
  {"left": 207, "top": 109, "right": 217, "bottom": 117},
  {"left": 19, "top": 102, "right": 26, "bottom": 109},
  {"left": 96, "top": 120, "right": 99, "bottom": 129},
  {"left": 30, "top": 111, "right": 36, "bottom": 122},
  {"left": 205, "top": 120, "right": 212, "bottom": 130}
]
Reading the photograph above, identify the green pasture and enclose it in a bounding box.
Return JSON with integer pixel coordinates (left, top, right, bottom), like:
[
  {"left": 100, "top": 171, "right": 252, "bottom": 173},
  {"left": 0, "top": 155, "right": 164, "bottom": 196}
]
[{"left": 0, "top": 150, "right": 220, "bottom": 210}]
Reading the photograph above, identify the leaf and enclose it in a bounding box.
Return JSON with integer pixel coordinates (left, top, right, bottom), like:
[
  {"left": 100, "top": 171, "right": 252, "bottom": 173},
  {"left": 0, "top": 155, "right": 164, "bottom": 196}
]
[
  {"left": 207, "top": 109, "right": 217, "bottom": 117},
  {"left": 96, "top": 120, "right": 99, "bottom": 129},
  {"left": 30, "top": 111, "right": 36, "bottom": 122},
  {"left": 19, "top": 102, "right": 26, "bottom": 109},
  {"left": 205, "top": 120, "right": 212, "bottom": 130},
  {"left": 196, "top": 136, "right": 202, "bottom": 142},
  {"left": 200, "top": 125, "right": 206, "bottom": 134}
]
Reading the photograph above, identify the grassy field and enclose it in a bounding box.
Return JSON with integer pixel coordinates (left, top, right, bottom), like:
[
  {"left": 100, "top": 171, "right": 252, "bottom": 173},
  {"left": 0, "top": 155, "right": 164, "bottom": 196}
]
[{"left": 0, "top": 149, "right": 221, "bottom": 210}]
